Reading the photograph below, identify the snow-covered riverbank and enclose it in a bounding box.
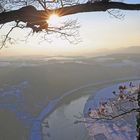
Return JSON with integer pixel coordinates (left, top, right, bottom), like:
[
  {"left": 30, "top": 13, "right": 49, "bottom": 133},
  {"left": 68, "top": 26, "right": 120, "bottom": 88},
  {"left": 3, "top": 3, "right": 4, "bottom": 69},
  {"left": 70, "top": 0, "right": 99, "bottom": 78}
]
[
  {"left": 84, "top": 80, "right": 140, "bottom": 140},
  {"left": 30, "top": 78, "right": 140, "bottom": 140}
]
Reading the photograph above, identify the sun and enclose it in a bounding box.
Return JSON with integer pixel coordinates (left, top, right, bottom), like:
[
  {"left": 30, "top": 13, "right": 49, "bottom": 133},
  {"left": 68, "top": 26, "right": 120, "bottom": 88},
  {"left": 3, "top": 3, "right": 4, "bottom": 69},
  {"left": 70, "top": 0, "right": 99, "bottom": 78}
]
[{"left": 47, "top": 14, "right": 60, "bottom": 26}]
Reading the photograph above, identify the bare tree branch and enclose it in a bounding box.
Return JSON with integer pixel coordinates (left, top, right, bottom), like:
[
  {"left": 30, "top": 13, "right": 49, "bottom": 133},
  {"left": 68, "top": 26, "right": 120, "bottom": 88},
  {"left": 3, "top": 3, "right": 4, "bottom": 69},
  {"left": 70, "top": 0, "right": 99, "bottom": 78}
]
[
  {"left": 107, "top": 9, "right": 124, "bottom": 20},
  {"left": 0, "top": 23, "right": 18, "bottom": 49},
  {"left": 37, "top": 0, "right": 46, "bottom": 9},
  {"left": 49, "top": 2, "right": 140, "bottom": 17},
  {"left": 74, "top": 107, "right": 140, "bottom": 125},
  {"left": 0, "top": 1, "right": 140, "bottom": 47},
  {"left": 0, "top": 2, "right": 140, "bottom": 25}
]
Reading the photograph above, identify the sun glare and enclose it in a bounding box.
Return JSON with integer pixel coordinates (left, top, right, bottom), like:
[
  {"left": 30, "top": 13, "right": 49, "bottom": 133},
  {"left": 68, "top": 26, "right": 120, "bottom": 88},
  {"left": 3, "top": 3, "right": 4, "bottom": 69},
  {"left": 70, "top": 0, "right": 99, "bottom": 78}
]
[{"left": 47, "top": 14, "right": 60, "bottom": 26}]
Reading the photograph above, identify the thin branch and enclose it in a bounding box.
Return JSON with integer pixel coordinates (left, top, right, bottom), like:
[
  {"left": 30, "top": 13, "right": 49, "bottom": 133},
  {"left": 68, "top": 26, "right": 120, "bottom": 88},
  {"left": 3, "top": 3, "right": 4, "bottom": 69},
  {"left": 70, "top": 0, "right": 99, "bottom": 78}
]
[
  {"left": 0, "top": 24, "right": 4, "bottom": 29},
  {"left": 74, "top": 108, "right": 140, "bottom": 124},
  {"left": 37, "top": 0, "right": 46, "bottom": 9},
  {"left": 43, "top": 0, "right": 47, "bottom": 9},
  {"left": 0, "top": 25, "right": 17, "bottom": 49},
  {"left": 107, "top": 9, "right": 124, "bottom": 20}
]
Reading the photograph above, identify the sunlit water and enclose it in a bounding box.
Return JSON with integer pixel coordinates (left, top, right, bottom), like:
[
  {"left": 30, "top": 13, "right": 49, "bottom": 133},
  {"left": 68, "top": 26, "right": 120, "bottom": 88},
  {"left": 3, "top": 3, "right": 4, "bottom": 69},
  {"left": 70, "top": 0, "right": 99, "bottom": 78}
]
[{"left": 42, "top": 96, "right": 90, "bottom": 140}]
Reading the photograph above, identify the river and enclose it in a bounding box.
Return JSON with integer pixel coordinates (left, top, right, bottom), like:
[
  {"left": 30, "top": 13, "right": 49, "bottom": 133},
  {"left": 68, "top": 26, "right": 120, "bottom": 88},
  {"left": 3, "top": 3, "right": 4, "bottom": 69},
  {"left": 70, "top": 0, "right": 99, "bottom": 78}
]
[{"left": 40, "top": 78, "right": 140, "bottom": 140}]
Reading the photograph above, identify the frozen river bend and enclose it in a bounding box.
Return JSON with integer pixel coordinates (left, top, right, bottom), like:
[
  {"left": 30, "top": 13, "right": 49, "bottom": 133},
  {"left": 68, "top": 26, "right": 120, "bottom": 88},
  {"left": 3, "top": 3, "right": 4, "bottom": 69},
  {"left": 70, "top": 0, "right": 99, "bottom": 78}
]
[{"left": 39, "top": 79, "right": 140, "bottom": 140}]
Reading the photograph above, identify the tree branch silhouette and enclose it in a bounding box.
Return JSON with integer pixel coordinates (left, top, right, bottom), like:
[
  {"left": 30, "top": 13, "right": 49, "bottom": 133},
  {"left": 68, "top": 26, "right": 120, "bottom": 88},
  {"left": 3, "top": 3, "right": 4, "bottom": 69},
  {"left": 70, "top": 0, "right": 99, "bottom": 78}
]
[
  {"left": 0, "top": 1, "right": 140, "bottom": 47},
  {"left": 1, "top": 2, "right": 140, "bottom": 25}
]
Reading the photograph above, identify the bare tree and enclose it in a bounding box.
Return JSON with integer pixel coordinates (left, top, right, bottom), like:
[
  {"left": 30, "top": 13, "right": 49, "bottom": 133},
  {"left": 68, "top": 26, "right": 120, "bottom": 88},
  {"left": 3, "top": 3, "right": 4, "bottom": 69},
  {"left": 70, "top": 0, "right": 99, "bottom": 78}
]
[{"left": 0, "top": 0, "right": 140, "bottom": 47}]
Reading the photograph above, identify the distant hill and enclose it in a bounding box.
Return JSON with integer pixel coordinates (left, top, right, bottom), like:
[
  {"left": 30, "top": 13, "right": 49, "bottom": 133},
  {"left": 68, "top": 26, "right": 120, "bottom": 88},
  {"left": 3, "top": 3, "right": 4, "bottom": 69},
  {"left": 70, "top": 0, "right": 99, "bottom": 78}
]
[
  {"left": 85, "top": 46, "right": 140, "bottom": 57},
  {"left": 113, "top": 46, "right": 140, "bottom": 54}
]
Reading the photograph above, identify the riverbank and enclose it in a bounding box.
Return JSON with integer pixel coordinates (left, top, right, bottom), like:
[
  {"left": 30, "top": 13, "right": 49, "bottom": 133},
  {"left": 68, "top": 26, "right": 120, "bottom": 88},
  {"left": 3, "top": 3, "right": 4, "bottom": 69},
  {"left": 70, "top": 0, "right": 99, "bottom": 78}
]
[
  {"left": 84, "top": 80, "right": 140, "bottom": 140},
  {"left": 31, "top": 78, "right": 140, "bottom": 140}
]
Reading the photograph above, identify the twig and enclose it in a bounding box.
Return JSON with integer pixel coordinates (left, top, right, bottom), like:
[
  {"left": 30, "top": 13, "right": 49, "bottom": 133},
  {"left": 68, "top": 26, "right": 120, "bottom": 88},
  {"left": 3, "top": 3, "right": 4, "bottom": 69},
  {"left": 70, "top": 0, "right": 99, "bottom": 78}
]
[
  {"left": 74, "top": 107, "right": 140, "bottom": 124},
  {"left": 37, "top": 0, "right": 47, "bottom": 9},
  {"left": 0, "top": 25, "right": 17, "bottom": 49}
]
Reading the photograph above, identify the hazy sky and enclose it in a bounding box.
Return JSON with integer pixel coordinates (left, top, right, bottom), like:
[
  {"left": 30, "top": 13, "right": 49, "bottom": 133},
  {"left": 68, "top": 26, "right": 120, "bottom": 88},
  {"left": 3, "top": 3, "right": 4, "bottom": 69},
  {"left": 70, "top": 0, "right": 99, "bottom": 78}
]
[{"left": 1, "top": 0, "right": 140, "bottom": 57}]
